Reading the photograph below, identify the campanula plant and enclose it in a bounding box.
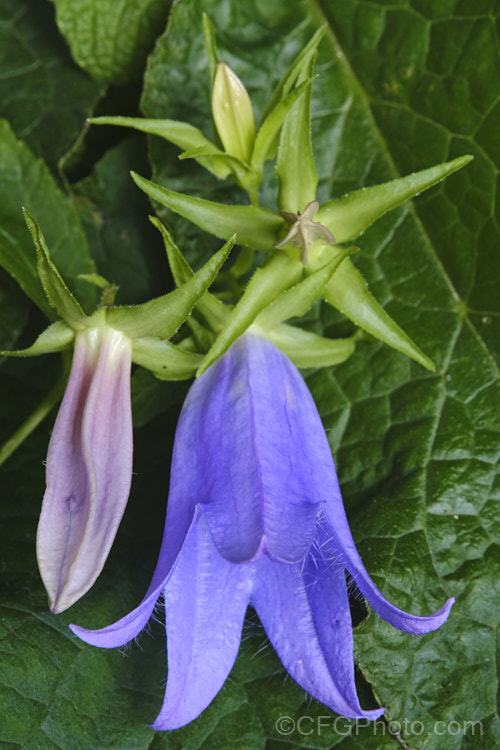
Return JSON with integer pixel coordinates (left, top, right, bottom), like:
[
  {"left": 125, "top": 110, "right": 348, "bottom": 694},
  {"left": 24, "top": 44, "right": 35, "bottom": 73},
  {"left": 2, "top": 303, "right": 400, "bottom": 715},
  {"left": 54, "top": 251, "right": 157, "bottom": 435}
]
[
  {"left": 72, "top": 331, "right": 454, "bottom": 728},
  {"left": 88, "top": 16, "right": 472, "bottom": 377},
  {"left": 2, "top": 210, "right": 234, "bottom": 611}
]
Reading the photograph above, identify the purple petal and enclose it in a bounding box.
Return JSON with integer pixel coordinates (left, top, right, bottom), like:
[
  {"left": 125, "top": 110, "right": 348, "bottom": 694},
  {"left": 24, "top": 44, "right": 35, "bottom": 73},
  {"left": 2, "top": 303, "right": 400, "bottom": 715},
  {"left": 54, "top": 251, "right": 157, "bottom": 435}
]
[
  {"left": 302, "top": 518, "right": 383, "bottom": 717},
  {"left": 252, "top": 544, "right": 383, "bottom": 720},
  {"left": 37, "top": 326, "right": 133, "bottom": 613},
  {"left": 323, "top": 484, "right": 454, "bottom": 633},
  {"left": 151, "top": 512, "right": 254, "bottom": 730},
  {"left": 69, "top": 511, "right": 200, "bottom": 649},
  {"left": 179, "top": 332, "right": 336, "bottom": 563}
]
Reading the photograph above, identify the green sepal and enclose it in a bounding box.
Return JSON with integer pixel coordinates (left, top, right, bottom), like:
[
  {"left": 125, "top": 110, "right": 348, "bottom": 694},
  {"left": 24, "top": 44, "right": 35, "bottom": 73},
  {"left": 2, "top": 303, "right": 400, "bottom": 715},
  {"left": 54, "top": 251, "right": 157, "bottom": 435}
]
[
  {"left": 132, "top": 337, "right": 202, "bottom": 381},
  {"left": 267, "top": 323, "right": 356, "bottom": 368},
  {"left": 23, "top": 209, "right": 87, "bottom": 330},
  {"left": 133, "top": 172, "right": 282, "bottom": 250},
  {"left": 202, "top": 13, "right": 219, "bottom": 84},
  {"left": 78, "top": 274, "right": 118, "bottom": 307},
  {"left": 88, "top": 117, "right": 230, "bottom": 179},
  {"left": 256, "top": 246, "right": 355, "bottom": 330},
  {"left": 250, "top": 78, "right": 314, "bottom": 180},
  {"left": 309, "top": 244, "right": 434, "bottom": 371},
  {"left": 197, "top": 251, "right": 303, "bottom": 376},
  {"left": 179, "top": 144, "right": 254, "bottom": 188},
  {"left": 317, "top": 155, "right": 473, "bottom": 242},
  {"left": 0, "top": 320, "right": 74, "bottom": 357},
  {"left": 107, "top": 235, "right": 234, "bottom": 339},
  {"left": 262, "top": 25, "right": 326, "bottom": 121},
  {"left": 149, "top": 216, "right": 230, "bottom": 334},
  {"left": 276, "top": 51, "right": 318, "bottom": 211}
]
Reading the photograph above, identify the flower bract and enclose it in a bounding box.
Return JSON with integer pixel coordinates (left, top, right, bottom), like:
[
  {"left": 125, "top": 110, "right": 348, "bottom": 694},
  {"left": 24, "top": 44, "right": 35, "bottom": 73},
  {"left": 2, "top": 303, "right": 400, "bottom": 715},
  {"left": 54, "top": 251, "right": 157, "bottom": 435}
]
[{"left": 71, "top": 331, "right": 454, "bottom": 728}]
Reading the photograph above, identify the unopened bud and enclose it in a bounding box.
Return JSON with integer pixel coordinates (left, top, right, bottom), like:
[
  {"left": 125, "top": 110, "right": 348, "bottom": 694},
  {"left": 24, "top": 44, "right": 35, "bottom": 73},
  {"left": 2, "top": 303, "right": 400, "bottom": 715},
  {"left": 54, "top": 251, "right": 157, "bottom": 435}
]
[{"left": 212, "top": 62, "right": 255, "bottom": 163}]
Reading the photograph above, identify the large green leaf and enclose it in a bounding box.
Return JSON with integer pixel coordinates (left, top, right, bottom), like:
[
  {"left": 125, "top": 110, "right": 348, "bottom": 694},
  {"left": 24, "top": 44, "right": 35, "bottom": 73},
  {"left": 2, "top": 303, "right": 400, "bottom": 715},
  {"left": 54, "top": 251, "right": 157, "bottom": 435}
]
[
  {"left": 0, "top": 120, "right": 97, "bottom": 318},
  {"left": 0, "top": 0, "right": 104, "bottom": 172},
  {"left": 72, "top": 138, "right": 168, "bottom": 305},
  {"left": 0, "top": 1, "right": 498, "bottom": 749},
  {"left": 50, "top": 0, "right": 172, "bottom": 84}
]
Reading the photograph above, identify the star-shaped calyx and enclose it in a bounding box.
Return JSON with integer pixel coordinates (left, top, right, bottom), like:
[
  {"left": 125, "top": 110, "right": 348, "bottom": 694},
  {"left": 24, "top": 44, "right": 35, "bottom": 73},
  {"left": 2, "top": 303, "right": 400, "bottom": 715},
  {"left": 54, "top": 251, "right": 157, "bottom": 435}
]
[{"left": 274, "top": 200, "right": 335, "bottom": 264}]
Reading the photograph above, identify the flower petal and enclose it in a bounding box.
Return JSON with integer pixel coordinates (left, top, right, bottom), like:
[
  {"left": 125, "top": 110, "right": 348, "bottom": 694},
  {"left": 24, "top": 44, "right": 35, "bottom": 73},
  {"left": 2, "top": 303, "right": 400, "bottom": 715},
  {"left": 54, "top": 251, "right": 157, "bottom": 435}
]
[
  {"left": 37, "top": 326, "right": 133, "bottom": 613},
  {"left": 183, "top": 332, "right": 331, "bottom": 563},
  {"left": 252, "top": 547, "right": 383, "bottom": 720},
  {"left": 151, "top": 512, "right": 254, "bottom": 730},
  {"left": 323, "top": 487, "right": 454, "bottom": 633}
]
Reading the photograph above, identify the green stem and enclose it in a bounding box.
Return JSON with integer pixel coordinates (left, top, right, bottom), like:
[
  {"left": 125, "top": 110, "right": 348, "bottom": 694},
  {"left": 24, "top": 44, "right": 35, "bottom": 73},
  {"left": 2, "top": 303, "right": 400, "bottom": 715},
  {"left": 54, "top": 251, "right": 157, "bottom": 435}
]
[{"left": 0, "top": 362, "right": 68, "bottom": 467}]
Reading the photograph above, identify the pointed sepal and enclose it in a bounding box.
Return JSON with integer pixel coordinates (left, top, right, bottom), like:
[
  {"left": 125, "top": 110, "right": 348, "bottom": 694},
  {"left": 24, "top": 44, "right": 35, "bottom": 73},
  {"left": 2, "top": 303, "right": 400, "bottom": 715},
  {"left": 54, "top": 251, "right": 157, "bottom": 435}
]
[
  {"left": 179, "top": 144, "right": 254, "bottom": 188},
  {"left": 262, "top": 25, "right": 326, "bottom": 121},
  {"left": 149, "top": 216, "right": 230, "bottom": 334},
  {"left": 250, "top": 78, "right": 314, "bottom": 180},
  {"left": 132, "top": 173, "right": 282, "bottom": 250},
  {"left": 23, "top": 209, "right": 87, "bottom": 330},
  {"left": 276, "top": 51, "right": 318, "bottom": 211},
  {"left": 132, "top": 337, "right": 203, "bottom": 381},
  {"left": 88, "top": 117, "right": 230, "bottom": 179},
  {"left": 202, "top": 13, "right": 219, "bottom": 83},
  {"left": 267, "top": 324, "right": 356, "bottom": 368},
  {"left": 107, "top": 236, "right": 235, "bottom": 339},
  {"left": 317, "top": 155, "right": 473, "bottom": 242},
  {"left": 1, "top": 320, "right": 74, "bottom": 357},
  {"left": 309, "top": 245, "right": 434, "bottom": 371},
  {"left": 197, "top": 252, "right": 303, "bottom": 376},
  {"left": 256, "top": 246, "right": 354, "bottom": 330}
]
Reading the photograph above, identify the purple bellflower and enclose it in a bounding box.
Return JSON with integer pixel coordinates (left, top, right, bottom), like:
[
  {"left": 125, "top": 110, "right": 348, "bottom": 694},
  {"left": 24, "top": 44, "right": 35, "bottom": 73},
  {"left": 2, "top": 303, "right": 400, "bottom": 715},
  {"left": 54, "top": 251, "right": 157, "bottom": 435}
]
[
  {"left": 71, "top": 331, "right": 454, "bottom": 729},
  {"left": 37, "top": 325, "right": 133, "bottom": 614}
]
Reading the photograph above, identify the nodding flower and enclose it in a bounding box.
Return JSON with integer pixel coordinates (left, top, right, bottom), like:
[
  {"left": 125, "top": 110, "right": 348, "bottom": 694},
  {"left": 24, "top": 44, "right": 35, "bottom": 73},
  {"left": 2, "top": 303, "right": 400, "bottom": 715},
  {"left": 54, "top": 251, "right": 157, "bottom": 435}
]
[
  {"left": 37, "top": 325, "right": 133, "bottom": 614},
  {"left": 71, "top": 331, "right": 454, "bottom": 729}
]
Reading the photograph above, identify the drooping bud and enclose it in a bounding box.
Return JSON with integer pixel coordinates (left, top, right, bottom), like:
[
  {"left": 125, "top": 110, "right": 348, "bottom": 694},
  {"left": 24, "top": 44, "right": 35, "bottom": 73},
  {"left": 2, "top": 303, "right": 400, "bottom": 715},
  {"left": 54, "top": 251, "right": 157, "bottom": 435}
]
[
  {"left": 36, "top": 325, "right": 133, "bottom": 613},
  {"left": 212, "top": 62, "right": 255, "bottom": 163}
]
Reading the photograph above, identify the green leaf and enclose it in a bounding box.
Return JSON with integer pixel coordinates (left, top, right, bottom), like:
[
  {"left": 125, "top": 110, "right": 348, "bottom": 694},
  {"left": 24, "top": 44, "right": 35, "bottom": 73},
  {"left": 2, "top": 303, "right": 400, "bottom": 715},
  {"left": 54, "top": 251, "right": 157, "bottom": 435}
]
[
  {"left": 131, "top": 171, "right": 283, "bottom": 250},
  {"left": 0, "top": 0, "right": 104, "bottom": 172},
  {"left": 0, "top": 119, "right": 97, "bottom": 317},
  {"left": 72, "top": 138, "right": 167, "bottom": 305},
  {"left": 0, "top": 268, "right": 29, "bottom": 353},
  {"left": 50, "top": 0, "right": 172, "bottom": 84},
  {"left": 107, "top": 235, "right": 234, "bottom": 338}
]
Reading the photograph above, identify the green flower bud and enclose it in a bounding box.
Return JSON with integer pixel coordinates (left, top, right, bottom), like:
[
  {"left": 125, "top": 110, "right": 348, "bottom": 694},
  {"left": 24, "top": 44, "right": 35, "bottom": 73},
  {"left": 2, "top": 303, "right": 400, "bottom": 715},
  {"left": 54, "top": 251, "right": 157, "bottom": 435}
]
[{"left": 212, "top": 62, "right": 255, "bottom": 163}]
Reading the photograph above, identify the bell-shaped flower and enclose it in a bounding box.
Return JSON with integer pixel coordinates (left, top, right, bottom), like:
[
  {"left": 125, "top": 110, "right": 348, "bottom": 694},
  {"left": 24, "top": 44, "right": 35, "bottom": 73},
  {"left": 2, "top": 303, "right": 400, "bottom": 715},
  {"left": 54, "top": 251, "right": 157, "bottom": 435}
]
[
  {"left": 1, "top": 210, "right": 234, "bottom": 612},
  {"left": 71, "top": 332, "right": 454, "bottom": 729}
]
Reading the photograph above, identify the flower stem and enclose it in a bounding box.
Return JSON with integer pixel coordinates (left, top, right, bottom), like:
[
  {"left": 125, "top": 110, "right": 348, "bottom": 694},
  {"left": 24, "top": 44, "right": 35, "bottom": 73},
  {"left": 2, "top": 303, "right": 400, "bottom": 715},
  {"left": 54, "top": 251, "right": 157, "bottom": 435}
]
[{"left": 0, "top": 362, "right": 68, "bottom": 467}]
